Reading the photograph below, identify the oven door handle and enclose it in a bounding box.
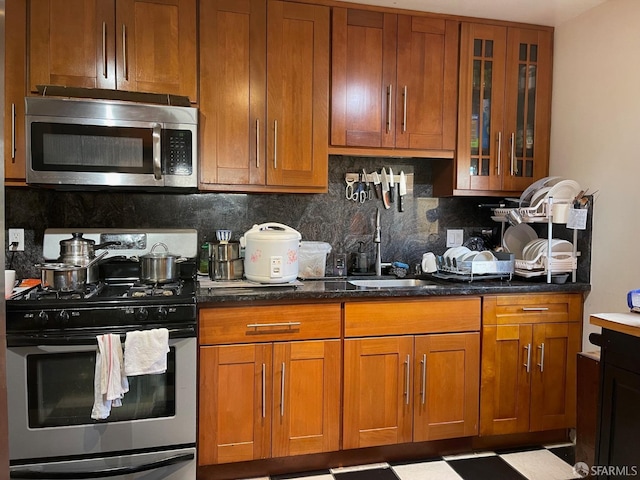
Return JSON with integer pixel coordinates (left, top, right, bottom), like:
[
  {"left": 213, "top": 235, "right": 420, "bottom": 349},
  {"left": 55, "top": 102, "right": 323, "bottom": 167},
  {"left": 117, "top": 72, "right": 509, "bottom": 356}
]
[
  {"left": 10, "top": 452, "right": 194, "bottom": 479},
  {"left": 7, "top": 326, "right": 196, "bottom": 346}
]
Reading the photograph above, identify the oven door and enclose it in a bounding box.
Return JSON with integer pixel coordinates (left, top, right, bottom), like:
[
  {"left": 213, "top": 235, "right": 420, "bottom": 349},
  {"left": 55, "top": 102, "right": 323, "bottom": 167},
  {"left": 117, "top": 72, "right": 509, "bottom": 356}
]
[{"left": 6, "top": 336, "right": 196, "bottom": 462}]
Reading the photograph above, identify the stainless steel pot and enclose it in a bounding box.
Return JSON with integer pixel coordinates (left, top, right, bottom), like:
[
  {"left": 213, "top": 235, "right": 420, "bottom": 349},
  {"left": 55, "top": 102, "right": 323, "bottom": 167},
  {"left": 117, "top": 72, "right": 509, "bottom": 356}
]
[
  {"left": 210, "top": 258, "right": 244, "bottom": 281},
  {"left": 140, "top": 243, "right": 179, "bottom": 283},
  {"left": 210, "top": 241, "right": 241, "bottom": 262},
  {"left": 37, "top": 251, "right": 108, "bottom": 291},
  {"left": 38, "top": 263, "right": 87, "bottom": 292},
  {"left": 58, "top": 233, "right": 119, "bottom": 283}
]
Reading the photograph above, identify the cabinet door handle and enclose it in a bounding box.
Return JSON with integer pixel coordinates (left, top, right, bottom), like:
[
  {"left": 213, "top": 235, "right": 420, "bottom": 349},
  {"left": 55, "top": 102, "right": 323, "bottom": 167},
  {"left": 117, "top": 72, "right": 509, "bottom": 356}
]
[
  {"left": 420, "top": 353, "right": 426, "bottom": 405},
  {"left": 273, "top": 120, "right": 278, "bottom": 169},
  {"left": 402, "top": 86, "right": 408, "bottom": 133},
  {"left": 496, "top": 131, "right": 502, "bottom": 175},
  {"left": 522, "top": 307, "right": 549, "bottom": 312},
  {"left": 537, "top": 343, "right": 545, "bottom": 372},
  {"left": 102, "top": 22, "right": 107, "bottom": 79},
  {"left": 246, "top": 322, "right": 301, "bottom": 329},
  {"left": 11, "top": 103, "right": 16, "bottom": 161},
  {"left": 510, "top": 132, "right": 517, "bottom": 176},
  {"left": 280, "top": 362, "right": 286, "bottom": 417},
  {"left": 524, "top": 343, "right": 531, "bottom": 373},
  {"left": 386, "top": 85, "right": 393, "bottom": 134},
  {"left": 261, "top": 363, "right": 266, "bottom": 418},
  {"left": 122, "top": 24, "right": 128, "bottom": 80},
  {"left": 152, "top": 123, "right": 162, "bottom": 180},
  {"left": 256, "top": 119, "right": 260, "bottom": 168},
  {"left": 404, "top": 354, "right": 410, "bottom": 405}
]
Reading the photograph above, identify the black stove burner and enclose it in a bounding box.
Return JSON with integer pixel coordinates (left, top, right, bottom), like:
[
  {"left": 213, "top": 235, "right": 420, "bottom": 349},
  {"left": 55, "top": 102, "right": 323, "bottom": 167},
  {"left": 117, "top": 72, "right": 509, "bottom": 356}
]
[
  {"left": 127, "top": 281, "right": 183, "bottom": 298},
  {"left": 24, "top": 282, "right": 105, "bottom": 301}
]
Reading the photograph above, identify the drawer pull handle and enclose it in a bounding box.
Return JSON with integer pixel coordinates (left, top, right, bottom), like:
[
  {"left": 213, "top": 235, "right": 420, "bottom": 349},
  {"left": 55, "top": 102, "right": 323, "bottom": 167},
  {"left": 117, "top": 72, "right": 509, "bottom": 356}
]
[
  {"left": 420, "top": 353, "right": 426, "bottom": 405},
  {"left": 402, "top": 85, "right": 408, "bottom": 133},
  {"left": 280, "top": 362, "right": 286, "bottom": 417},
  {"left": 261, "top": 363, "right": 266, "bottom": 418},
  {"left": 387, "top": 84, "right": 393, "bottom": 133},
  {"left": 522, "top": 307, "right": 549, "bottom": 312},
  {"left": 247, "top": 322, "right": 301, "bottom": 329},
  {"left": 537, "top": 343, "right": 545, "bottom": 372},
  {"left": 524, "top": 343, "right": 531, "bottom": 373},
  {"left": 404, "top": 354, "right": 410, "bottom": 406}
]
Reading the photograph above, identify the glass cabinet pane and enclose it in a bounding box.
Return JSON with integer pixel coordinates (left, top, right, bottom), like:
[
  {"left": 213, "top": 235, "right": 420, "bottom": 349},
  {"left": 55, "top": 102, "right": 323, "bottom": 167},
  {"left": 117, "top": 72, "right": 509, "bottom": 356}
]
[
  {"left": 514, "top": 42, "right": 538, "bottom": 179},
  {"left": 469, "top": 39, "right": 493, "bottom": 177}
]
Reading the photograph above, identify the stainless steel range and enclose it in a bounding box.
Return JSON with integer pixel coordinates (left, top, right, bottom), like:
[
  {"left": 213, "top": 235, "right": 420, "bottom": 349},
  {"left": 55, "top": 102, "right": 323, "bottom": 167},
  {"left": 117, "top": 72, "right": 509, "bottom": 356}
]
[{"left": 5, "top": 229, "right": 198, "bottom": 480}]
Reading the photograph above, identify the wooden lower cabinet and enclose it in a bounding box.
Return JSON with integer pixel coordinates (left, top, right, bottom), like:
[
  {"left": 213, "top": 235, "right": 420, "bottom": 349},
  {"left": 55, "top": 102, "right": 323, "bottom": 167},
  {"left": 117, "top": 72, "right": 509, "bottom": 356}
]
[
  {"left": 480, "top": 294, "right": 582, "bottom": 436},
  {"left": 343, "top": 332, "right": 480, "bottom": 449},
  {"left": 198, "top": 304, "right": 341, "bottom": 466},
  {"left": 342, "top": 297, "right": 482, "bottom": 449}
]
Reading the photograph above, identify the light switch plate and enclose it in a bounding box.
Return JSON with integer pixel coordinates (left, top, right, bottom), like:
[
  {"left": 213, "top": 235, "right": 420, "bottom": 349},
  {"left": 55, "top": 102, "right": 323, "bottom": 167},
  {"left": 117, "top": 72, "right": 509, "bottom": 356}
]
[{"left": 446, "top": 229, "right": 464, "bottom": 247}]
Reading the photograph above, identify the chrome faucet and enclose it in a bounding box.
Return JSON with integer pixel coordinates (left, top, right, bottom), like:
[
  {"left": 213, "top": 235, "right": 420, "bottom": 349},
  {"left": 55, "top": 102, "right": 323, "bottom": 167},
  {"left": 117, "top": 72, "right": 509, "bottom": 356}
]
[{"left": 374, "top": 208, "right": 382, "bottom": 276}]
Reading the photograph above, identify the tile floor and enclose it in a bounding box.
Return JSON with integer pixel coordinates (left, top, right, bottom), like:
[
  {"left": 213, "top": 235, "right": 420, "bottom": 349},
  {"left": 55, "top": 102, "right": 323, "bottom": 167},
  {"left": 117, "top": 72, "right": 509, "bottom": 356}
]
[{"left": 244, "top": 443, "right": 580, "bottom": 480}]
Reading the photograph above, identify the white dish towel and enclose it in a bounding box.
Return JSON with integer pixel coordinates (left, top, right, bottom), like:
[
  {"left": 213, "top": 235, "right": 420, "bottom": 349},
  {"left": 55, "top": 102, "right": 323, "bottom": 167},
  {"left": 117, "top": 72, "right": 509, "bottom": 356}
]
[
  {"left": 124, "top": 328, "right": 170, "bottom": 376},
  {"left": 91, "top": 333, "right": 129, "bottom": 420}
]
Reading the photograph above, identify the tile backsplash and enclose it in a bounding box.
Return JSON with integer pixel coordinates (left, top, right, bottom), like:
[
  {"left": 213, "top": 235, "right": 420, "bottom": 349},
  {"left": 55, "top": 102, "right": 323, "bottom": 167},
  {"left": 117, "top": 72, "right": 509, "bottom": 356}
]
[{"left": 4, "top": 156, "right": 591, "bottom": 282}]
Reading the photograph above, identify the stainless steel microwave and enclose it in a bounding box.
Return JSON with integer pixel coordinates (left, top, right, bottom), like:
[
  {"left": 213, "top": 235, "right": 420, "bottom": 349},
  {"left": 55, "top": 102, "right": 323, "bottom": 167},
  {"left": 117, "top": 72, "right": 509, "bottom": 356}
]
[{"left": 25, "top": 96, "right": 198, "bottom": 190}]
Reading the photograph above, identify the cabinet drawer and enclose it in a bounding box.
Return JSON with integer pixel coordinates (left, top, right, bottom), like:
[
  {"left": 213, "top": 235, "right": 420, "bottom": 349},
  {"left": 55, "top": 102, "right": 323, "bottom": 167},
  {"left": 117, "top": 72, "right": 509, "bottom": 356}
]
[
  {"left": 344, "top": 297, "right": 481, "bottom": 337},
  {"left": 483, "top": 293, "right": 583, "bottom": 325},
  {"left": 199, "top": 303, "right": 341, "bottom": 344}
]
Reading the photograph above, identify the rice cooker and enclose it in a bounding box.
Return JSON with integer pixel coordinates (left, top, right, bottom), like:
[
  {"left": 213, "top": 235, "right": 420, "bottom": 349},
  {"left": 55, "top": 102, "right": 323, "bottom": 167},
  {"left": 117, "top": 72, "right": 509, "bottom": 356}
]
[{"left": 240, "top": 223, "right": 301, "bottom": 283}]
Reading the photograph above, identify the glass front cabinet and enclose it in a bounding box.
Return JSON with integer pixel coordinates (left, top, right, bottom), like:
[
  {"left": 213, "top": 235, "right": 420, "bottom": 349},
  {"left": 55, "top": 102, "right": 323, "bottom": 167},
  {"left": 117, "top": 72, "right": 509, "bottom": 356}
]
[{"left": 455, "top": 23, "right": 553, "bottom": 195}]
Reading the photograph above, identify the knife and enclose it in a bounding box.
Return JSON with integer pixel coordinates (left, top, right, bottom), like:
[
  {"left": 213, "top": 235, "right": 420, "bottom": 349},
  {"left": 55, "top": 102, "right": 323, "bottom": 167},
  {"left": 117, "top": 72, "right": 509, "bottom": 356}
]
[
  {"left": 388, "top": 168, "right": 395, "bottom": 203},
  {"left": 398, "top": 171, "right": 406, "bottom": 212},
  {"left": 372, "top": 171, "right": 382, "bottom": 199},
  {"left": 380, "top": 168, "right": 391, "bottom": 209}
]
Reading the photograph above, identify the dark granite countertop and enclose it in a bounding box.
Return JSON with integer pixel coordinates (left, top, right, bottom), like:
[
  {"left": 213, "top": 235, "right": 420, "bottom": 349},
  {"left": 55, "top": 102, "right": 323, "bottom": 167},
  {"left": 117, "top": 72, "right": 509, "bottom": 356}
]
[{"left": 197, "top": 275, "right": 591, "bottom": 306}]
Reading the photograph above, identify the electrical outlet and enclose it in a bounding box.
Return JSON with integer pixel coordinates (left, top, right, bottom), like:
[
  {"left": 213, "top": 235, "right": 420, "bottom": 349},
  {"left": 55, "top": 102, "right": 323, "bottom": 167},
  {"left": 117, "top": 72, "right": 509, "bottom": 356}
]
[
  {"left": 446, "top": 229, "right": 464, "bottom": 247},
  {"left": 8, "top": 228, "right": 25, "bottom": 251}
]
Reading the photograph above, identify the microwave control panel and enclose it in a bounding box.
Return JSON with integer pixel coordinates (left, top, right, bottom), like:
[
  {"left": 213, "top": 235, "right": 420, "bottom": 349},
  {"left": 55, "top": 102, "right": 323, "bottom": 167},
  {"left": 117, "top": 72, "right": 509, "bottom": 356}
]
[{"left": 163, "top": 130, "right": 193, "bottom": 176}]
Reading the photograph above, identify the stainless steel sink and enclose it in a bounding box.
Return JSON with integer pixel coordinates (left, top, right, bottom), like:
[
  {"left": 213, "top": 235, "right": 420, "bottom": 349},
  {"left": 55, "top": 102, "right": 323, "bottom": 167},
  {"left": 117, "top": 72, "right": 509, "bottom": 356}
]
[{"left": 347, "top": 278, "right": 439, "bottom": 289}]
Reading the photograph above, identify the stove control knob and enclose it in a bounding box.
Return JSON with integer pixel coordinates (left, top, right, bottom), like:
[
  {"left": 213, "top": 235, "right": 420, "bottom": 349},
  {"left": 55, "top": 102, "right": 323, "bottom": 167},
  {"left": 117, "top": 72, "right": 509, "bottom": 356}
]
[
  {"left": 38, "top": 311, "right": 49, "bottom": 326},
  {"left": 57, "top": 310, "right": 70, "bottom": 325},
  {"left": 135, "top": 307, "right": 149, "bottom": 321},
  {"left": 157, "top": 307, "right": 168, "bottom": 321}
]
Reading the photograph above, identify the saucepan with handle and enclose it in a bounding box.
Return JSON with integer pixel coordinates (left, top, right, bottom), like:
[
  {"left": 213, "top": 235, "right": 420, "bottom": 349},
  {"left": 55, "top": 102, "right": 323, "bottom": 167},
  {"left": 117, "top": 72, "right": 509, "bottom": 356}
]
[{"left": 37, "top": 251, "right": 108, "bottom": 292}]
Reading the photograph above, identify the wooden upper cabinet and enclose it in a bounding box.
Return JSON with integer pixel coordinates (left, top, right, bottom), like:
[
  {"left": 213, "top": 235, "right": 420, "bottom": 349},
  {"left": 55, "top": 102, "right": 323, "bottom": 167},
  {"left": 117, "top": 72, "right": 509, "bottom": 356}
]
[
  {"left": 395, "top": 16, "right": 458, "bottom": 151},
  {"left": 266, "top": 1, "right": 329, "bottom": 189},
  {"left": 331, "top": 8, "right": 458, "bottom": 154},
  {"left": 5, "top": 0, "right": 28, "bottom": 184},
  {"left": 115, "top": 0, "right": 197, "bottom": 100},
  {"left": 199, "top": 0, "right": 329, "bottom": 192},
  {"left": 199, "top": 0, "right": 266, "bottom": 187},
  {"left": 448, "top": 22, "right": 552, "bottom": 196},
  {"left": 28, "top": 0, "right": 197, "bottom": 101}
]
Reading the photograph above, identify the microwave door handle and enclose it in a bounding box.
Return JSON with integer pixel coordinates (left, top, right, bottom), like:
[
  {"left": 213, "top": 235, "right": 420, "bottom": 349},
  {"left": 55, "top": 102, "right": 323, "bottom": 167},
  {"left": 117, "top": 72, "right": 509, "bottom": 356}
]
[
  {"left": 152, "top": 123, "right": 162, "bottom": 181},
  {"left": 9, "top": 452, "right": 195, "bottom": 479}
]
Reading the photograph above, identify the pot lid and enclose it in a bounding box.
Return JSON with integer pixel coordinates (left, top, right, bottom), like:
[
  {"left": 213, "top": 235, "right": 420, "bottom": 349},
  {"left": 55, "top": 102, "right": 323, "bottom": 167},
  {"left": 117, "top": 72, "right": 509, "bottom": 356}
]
[
  {"left": 60, "top": 232, "right": 95, "bottom": 247},
  {"left": 140, "top": 242, "right": 179, "bottom": 259},
  {"left": 242, "top": 223, "right": 301, "bottom": 242}
]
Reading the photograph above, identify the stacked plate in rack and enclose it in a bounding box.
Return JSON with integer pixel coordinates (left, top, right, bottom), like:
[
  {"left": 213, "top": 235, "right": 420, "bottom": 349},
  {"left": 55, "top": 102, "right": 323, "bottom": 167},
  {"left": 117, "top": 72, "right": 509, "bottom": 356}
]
[{"left": 502, "top": 224, "right": 577, "bottom": 276}]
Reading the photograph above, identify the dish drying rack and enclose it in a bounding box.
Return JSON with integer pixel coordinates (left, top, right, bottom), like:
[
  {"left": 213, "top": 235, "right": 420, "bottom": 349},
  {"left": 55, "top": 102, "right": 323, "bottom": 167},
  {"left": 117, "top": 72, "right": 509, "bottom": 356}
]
[
  {"left": 493, "top": 196, "right": 580, "bottom": 283},
  {"left": 434, "top": 252, "right": 514, "bottom": 283}
]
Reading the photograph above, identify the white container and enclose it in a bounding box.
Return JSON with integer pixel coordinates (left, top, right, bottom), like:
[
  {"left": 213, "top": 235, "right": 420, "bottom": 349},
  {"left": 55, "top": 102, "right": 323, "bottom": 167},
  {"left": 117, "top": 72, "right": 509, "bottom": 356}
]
[
  {"left": 298, "top": 241, "right": 332, "bottom": 278},
  {"left": 240, "top": 223, "right": 301, "bottom": 283}
]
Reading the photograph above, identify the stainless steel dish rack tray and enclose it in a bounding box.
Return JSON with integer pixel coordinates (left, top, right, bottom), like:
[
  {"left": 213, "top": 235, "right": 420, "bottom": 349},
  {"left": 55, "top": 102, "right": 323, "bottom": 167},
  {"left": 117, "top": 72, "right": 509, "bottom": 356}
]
[{"left": 433, "top": 252, "right": 514, "bottom": 282}]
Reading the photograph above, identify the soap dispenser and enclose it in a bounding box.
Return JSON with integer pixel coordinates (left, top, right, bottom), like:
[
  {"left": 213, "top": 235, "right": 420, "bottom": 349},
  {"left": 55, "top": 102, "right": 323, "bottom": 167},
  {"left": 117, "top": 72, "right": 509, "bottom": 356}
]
[{"left": 354, "top": 241, "right": 368, "bottom": 274}]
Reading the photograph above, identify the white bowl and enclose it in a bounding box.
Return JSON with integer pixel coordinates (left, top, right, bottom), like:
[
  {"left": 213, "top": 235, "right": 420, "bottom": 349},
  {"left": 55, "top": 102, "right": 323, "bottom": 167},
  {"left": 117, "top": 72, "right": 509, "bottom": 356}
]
[
  {"left": 473, "top": 251, "right": 496, "bottom": 262},
  {"left": 503, "top": 224, "right": 538, "bottom": 258}
]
